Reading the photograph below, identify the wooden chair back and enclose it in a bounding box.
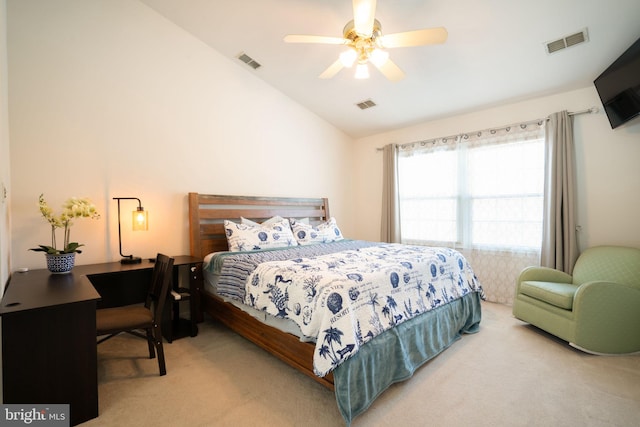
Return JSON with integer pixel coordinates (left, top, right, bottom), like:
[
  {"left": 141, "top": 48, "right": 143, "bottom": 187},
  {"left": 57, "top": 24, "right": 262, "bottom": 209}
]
[{"left": 147, "top": 253, "right": 174, "bottom": 322}]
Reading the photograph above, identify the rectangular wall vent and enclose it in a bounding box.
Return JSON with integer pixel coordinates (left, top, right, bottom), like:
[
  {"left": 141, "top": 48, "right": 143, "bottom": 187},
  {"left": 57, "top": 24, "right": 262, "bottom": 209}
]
[
  {"left": 565, "top": 31, "right": 586, "bottom": 47},
  {"left": 356, "top": 99, "right": 377, "bottom": 110},
  {"left": 237, "top": 52, "right": 261, "bottom": 69},
  {"left": 545, "top": 28, "right": 589, "bottom": 54}
]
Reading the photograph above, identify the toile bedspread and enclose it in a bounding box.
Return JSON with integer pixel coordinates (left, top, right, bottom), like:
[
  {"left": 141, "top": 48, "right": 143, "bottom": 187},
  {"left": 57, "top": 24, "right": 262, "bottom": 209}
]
[{"left": 243, "top": 242, "right": 485, "bottom": 377}]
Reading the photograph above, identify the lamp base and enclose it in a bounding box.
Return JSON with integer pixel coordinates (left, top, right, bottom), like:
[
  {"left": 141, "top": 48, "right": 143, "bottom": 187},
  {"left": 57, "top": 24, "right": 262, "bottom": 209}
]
[{"left": 120, "top": 256, "right": 142, "bottom": 264}]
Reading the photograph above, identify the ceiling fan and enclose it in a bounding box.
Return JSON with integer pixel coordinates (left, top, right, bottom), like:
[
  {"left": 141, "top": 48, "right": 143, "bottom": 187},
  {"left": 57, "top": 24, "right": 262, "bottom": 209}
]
[{"left": 283, "top": 0, "right": 447, "bottom": 81}]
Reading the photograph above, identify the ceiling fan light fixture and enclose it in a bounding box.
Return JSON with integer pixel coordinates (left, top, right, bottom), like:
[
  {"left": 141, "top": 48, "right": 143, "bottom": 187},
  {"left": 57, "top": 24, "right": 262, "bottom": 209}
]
[
  {"left": 284, "top": 0, "right": 447, "bottom": 82},
  {"left": 355, "top": 63, "right": 370, "bottom": 79},
  {"left": 340, "top": 49, "right": 358, "bottom": 67}
]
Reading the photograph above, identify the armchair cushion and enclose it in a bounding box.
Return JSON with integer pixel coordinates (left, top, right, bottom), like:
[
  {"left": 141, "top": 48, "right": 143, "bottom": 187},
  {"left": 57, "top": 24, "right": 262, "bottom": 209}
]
[{"left": 519, "top": 281, "right": 578, "bottom": 309}]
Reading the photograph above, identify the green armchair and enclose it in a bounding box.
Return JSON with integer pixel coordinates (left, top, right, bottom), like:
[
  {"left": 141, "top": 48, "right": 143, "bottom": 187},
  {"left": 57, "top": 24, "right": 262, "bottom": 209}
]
[{"left": 513, "top": 246, "right": 640, "bottom": 354}]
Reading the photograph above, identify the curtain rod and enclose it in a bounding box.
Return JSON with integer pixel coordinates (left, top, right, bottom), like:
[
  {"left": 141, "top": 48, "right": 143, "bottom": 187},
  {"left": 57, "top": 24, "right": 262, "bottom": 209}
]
[
  {"left": 376, "top": 106, "right": 599, "bottom": 151},
  {"left": 567, "top": 106, "right": 598, "bottom": 117}
]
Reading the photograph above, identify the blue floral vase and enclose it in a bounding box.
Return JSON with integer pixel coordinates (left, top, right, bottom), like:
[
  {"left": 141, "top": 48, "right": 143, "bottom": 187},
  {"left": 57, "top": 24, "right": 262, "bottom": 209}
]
[{"left": 46, "top": 253, "right": 76, "bottom": 274}]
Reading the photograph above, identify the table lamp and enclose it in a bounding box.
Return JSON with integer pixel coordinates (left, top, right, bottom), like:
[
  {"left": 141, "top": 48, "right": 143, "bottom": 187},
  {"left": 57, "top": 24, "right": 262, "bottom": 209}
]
[{"left": 113, "top": 197, "right": 148, "bottom": 264}]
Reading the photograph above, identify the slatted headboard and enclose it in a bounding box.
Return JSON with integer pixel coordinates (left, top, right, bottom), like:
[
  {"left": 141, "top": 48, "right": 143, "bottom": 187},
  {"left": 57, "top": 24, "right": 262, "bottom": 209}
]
[{"left": 188, "top": 193, "right": 330, "bottom": 259}]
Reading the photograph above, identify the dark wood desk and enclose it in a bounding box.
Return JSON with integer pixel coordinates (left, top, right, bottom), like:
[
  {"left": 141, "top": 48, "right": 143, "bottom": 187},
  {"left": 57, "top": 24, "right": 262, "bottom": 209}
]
[{"left": 0, "top": 256, "right": 202, "bottom": 426}]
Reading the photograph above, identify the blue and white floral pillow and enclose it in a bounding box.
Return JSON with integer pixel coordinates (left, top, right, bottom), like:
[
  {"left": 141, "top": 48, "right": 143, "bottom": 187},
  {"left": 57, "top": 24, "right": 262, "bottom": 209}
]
[
  {"left": 289, "top": 217, "right": 344, "bottom": 246},
  {"left": 224, "top": 218, "right": 296, "bottom": 252}
]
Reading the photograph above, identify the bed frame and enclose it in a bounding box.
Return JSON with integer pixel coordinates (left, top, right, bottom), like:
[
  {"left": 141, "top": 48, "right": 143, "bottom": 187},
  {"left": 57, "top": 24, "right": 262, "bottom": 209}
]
[{"left": 188, "top": 192, "right": 334, "bottom": 389}]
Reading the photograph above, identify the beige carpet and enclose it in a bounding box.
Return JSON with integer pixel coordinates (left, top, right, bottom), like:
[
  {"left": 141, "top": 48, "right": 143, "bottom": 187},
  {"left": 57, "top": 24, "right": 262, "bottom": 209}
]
[{"left": 85, "top": 302, "right": 640, "bottom": 426}]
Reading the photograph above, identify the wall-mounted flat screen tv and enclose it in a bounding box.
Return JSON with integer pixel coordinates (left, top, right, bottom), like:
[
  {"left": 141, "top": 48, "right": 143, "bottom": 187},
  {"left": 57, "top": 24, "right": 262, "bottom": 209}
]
[{"left": 594, "top": 37, "right": 640, "bottom": 129}]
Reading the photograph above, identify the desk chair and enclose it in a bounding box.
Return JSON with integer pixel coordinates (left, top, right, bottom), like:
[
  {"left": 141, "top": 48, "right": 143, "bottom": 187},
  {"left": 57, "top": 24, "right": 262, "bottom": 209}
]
[{"left": 96, "top": 253, "right": 174, "bottom": 375}]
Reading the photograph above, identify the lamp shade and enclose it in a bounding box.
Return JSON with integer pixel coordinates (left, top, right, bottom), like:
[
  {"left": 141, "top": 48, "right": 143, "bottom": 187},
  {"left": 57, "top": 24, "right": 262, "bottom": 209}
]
[
  {"left": 339, "top": 49, "right": 357, "bottom": 67},
  {"left": 132, "top": 208, "right": 148, "bottom": 231},
  {"left": 370, "top": 49, "right": 389, "bottom": 67}
]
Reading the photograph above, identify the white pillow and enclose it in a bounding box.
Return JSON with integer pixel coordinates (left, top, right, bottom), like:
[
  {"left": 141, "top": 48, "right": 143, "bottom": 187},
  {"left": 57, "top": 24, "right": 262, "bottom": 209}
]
[
  {"left": 290, "top": 217, "right": 344, "bottom": 246},
  {"left": 224, "top": 218, "right": 296, "bottom": 252}
]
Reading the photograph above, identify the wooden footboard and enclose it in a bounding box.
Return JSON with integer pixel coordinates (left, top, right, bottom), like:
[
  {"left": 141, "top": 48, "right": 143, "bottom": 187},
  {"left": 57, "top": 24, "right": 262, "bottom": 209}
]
[{"left": 188, "top": 193, "right": 334, "bottom": 390}]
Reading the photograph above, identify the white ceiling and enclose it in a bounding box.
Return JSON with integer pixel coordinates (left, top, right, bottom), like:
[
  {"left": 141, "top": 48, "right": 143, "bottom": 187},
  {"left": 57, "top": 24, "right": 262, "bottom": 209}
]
[{"left": 140, "top": 0, "right": 640, "bottom": 138}]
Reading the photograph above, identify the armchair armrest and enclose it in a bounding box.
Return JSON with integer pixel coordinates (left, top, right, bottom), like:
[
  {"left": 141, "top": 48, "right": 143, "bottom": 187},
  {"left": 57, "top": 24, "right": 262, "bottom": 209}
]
[
  {"left": 572, "top": 281, "right": 640, "bottom": 354},
  {"left": 518, "top": 266, "right": 573, "bottom": 283},
  {"left": 516, "top": 266, "right": 573, "bottom": 293}
]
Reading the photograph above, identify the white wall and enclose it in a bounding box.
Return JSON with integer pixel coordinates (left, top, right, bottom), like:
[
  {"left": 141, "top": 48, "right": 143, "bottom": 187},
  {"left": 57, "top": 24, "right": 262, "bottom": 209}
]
[
  {"left": 7, "top": 0, "right": 354, "bottom": 270},
  {"left": 352, "top": 86, "right": 640, "bottom": 252}
]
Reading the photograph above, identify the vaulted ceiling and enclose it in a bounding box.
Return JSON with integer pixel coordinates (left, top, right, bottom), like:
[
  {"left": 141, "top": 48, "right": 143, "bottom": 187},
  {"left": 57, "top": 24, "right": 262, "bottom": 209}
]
[{"left": 140, "top": 0, "right": 640, "bottom": 138}]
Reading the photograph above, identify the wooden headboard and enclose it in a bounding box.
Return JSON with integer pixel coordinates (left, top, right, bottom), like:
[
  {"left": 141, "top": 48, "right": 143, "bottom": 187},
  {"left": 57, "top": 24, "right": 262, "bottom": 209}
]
[{"left": 188, "top": 193, "right": 330, "bottom": 259}]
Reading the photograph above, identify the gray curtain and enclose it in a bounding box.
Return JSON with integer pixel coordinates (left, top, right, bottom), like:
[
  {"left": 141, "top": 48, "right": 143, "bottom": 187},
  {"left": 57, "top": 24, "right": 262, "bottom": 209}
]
[
  {"left": 541, "top": 111, "right": 578, "bottom": 274},
  {"left": 381, "top": 143, "right": 401, "bottom": 243}
]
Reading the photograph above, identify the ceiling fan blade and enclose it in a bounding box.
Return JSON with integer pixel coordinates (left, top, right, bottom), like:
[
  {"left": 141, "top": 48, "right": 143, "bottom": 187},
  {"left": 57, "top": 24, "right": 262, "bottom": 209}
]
[
  {"left": 352, "top": 0, "right": 377, "bottom": 37},
  {"left": 379, "top": 27, "right": 448, "bottom": 48},
  {"left": 284, "top": 35, "right": 348, "bottom": 45},
  {"left": 319, "top": 59, "right": 345, "bottom": 79},
  {"left": 372, "top": 57, "right": 405, "bottom": 81}
]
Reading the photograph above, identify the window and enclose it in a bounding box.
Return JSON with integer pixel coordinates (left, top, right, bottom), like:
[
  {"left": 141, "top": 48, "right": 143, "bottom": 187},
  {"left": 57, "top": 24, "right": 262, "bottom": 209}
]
[
  {"left": 398, "top": 149, "right": 458, "bottom": 243},
  {"left": 398, "top": 123, "right": 545, "bottom": 251}
]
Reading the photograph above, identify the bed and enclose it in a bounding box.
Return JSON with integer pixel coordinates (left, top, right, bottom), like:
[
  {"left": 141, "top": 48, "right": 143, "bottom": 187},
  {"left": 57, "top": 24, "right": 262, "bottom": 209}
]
[{"left": 188, "top": 193, "right": 484, "bottom": 425}]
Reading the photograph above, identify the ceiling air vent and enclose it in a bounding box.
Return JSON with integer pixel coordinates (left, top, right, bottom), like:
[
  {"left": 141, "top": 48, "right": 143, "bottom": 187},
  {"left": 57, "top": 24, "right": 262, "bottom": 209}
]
[
  {"left": 545, "top": 28, "right": 589, "bottom": 54},
  {"left": 356, "top": 99, "right": 377, "bottom": 110},
  {"left": 237, "top": 52, "right": 261, "bottom": 70}
]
